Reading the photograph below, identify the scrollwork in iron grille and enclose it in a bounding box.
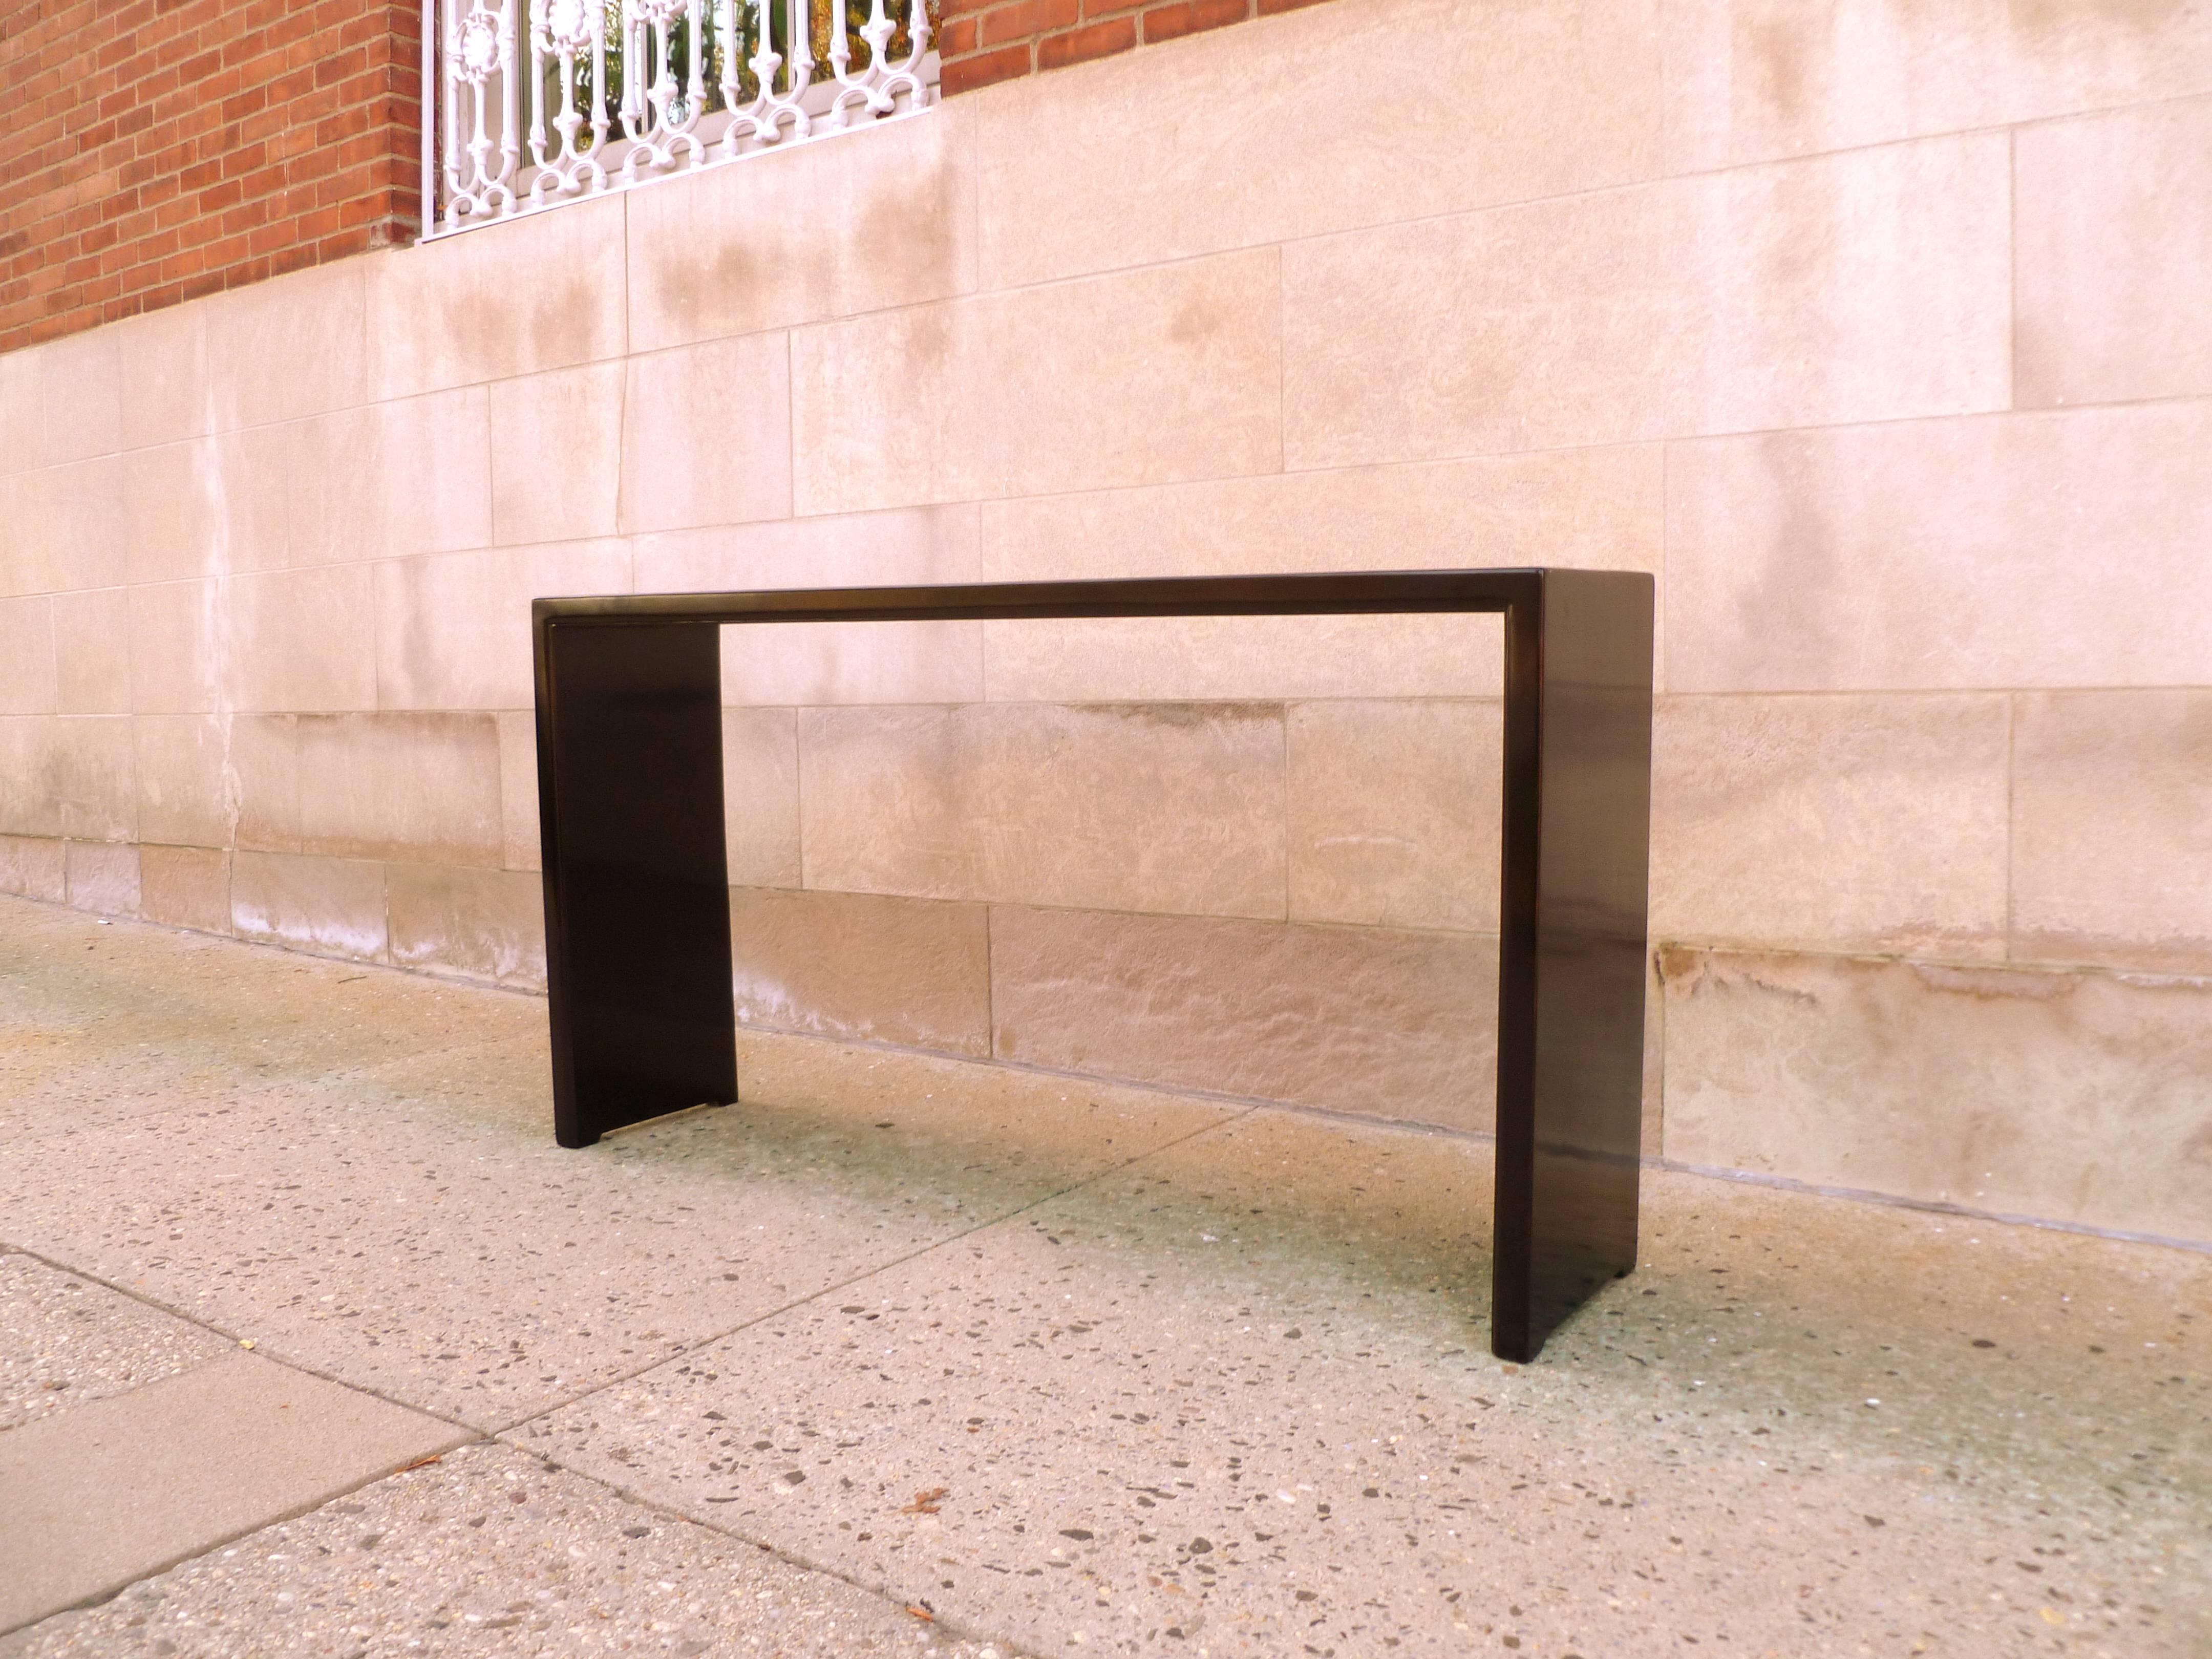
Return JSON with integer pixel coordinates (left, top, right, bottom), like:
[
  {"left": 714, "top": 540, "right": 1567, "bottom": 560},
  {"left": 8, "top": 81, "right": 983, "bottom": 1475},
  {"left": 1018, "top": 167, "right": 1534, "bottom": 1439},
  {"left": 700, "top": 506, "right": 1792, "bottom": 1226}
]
[{"left": 429, "top": 0, "right": 941, "bottom": 231}]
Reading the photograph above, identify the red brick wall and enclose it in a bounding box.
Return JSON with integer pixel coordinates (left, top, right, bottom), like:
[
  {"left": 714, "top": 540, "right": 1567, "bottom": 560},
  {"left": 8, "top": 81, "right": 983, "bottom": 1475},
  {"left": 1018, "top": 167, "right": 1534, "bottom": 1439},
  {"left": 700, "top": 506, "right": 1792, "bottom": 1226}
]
[
  {"left": 939, "top": 0, "right": 1329, "bottom": 96},
  {"left": 0, "top": 0, "right": 421, "bottom": 353}
]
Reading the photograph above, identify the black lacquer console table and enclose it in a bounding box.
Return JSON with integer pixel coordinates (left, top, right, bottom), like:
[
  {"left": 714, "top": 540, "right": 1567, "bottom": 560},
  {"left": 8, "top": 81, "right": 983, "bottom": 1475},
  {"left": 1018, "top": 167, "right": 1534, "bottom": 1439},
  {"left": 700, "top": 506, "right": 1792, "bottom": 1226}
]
[{"left": 531, "top": 569, "right": 1653, "bottom": 1362}]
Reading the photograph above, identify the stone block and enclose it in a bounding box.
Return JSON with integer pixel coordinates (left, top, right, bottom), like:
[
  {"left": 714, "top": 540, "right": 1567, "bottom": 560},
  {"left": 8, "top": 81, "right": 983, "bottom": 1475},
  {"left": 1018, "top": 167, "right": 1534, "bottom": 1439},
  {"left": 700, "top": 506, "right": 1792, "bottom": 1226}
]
[
  {"left": 205, "top": 260, "right": 367, "bottom": 430},
  {"left": 138, "top": 845, "right": 231, "bottom": 934},
  {"left": 635, "top": 509, "right": 985, "bottom": 706},
  {"left": 628, "top": 101, "right": 978, "bottom": 351},
  {"left": 724, "top": 707, "right": 800, "bottom": 889},
  {"left": 984, "top": 614, "right": 1505, "bottom": 706},
  {"left": 2011, "top": 690, "right": 2212, "bottom": 972},
  {"left": 1661, "top": 0, "right": 2212, "bottom": 172},
  {"left": 1664, "top": 402, "right": 2212, "bottom": 692},
  {"left": 51, "top": 717, "right": 137, "bottom": 842},
  {"left": 2016, "top": 96, "right": 2212, "bottom": 408},
  {"left": 134, "top": 715, "right": 231, "bottom": 849},
  {"left": 230, "top": 849, "right": 388, "bottom": 962},
  {"left": 0, "top": 718, "right": 63, "bottom": 838},
  {"left": 122, "top": 440, "right": 218, "bottom": 585},
  {"left": 617, "top": 334, "right": 793, "bottom": 534},
  {"left": 294, "top": 712, "right": 504, "bottom": 867},
  {"left": 490, "top": 361, "right": 626, "bottom": 546},
  {"left": 115, "top": 301, "right": 210, "bottom": 450},
  {"left": 281, "top": 407, "right": 379, "bottom": 568},
  {"left": 731, "top": 621, "right": 985, "bottom": 709},
  {"left": 223, "top": 567, "right": 378, "bottom": 713},
  {"left": 126, "top": 580, "right": 219, "bottom": 715},
  {"left": 0, "top": 596, "right": 56, "bottom": 715},
  {"left": 2, "top": 458, "right": 127, "bottom": 597},
  {"left": 365, "top": 195, "right": 628, "bottom": 400},
  {"left": 219, "top": 428, "right": 293, "bottom": 573},
  {"left": 1651, "top": 693, "right": 2010, "bottom": 958},
  {"left": 790, "top": 247, "right": 1281, "bottom": 515},
  {"left": 976, "top": 446, "right": 1663, "bottom": 573},
  {"left": 54, "top": 588, "right": 130, "bottom": 715},
  {"left": 373, "top": 539, "right": 633, "bottom": 712},
  {"left": 497, "top": 711, "right": 539, "bottom": 873},
  {"left": 121, "top": 434, "right": 285, "bottom": 584},
  {"left": 0, "top": 349, "right": 36, "bottom": 476},
  {"left": 28, "top": 326, "right": 122, "bottom": 466},
  {"left": 0, "top": 834, "right": 66, "bottom": 901},
  {"left": 230, "top": 714, "right": 300, "bottom": 853},
  {"left": 387, "top": 862, "right": 547, "bottom": 989},
  {"left": 976, "top": 0, "right": 1663, "bottom": 286},
  {"left": 286, "top": 389, "right": 491, "bottom": 567},
  {"left": 990, "top": 904, "right": 1500, "bottom": 1131},
  {"left": 1284, "top": 134, "right": 2009, "bottom": 466},
  {"left": 729, "top": 885, "right": 992, "bottom": 1056},
  {"left": 65, "top": 840, "right": 139, "bottom": 917},
  {"left": 1661, "top": 947, "right": 2212, "bottom": 1245},
  {"left": 1286, "top": 698, "right": 1502, "bottom": 934},
  {"left": 634, "top": 504, "right": 982, "bottom": 592},
  {"left": 798, "top": 701, "right": 1287, "bottom": 918}
]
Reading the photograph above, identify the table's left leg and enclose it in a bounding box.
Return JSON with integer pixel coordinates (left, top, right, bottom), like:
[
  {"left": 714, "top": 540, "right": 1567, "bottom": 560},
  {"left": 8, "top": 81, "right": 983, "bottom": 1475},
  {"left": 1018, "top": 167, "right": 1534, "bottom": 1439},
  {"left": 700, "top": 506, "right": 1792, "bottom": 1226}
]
[{"left": 537, "top": 619, "right": 736, "bottom": 1147}]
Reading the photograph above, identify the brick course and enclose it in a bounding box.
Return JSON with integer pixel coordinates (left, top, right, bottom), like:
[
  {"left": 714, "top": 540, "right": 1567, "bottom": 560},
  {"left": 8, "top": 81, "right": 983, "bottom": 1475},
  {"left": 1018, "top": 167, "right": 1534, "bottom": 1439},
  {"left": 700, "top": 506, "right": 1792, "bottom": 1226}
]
[
  {"left": 940, "top": 0, "right": 1330, "bottom": 95},
  {"left": 0, "top": 0, "right": 420, "bottom": 352}
]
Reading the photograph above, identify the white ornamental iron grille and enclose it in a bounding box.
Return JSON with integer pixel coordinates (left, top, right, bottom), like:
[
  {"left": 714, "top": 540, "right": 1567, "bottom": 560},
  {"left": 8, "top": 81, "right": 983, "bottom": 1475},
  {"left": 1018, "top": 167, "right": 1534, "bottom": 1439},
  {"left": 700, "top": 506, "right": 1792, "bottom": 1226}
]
[{"left": 423, "top": 0, "right": 939, "bottom": 232}]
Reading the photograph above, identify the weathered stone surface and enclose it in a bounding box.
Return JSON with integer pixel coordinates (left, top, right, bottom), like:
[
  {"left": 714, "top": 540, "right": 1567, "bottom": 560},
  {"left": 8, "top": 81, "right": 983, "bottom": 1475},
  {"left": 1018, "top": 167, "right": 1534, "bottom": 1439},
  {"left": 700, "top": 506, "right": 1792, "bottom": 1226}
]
[
  {"left": 799, "top": 701, "right": 1288, "bottom": 919},
  {"left": 2017, "top": 96, "right": 2212, "bottom": 406},
  {"left": 294, "top": 713, "right": 503, "bottom": 868},
  {"left": 2011, "top": 689, "right": 2212, "bottom": 972},
  {"left": 0, "top": 834, "right": 66, "bottom": 902},
  {"left": 1285, "top": 134, "right": 2008, "bottom": 466},
  {"left": 977, "top": 0, "right": 1663, "bottom": 286},
  {"left": 1651, "top": 693, "right": 2010, "bottom": 958},
  {"left": 1287, "top": 697, "right": 1502, "bottom": 934},
  {"left": 1661, "top": 947, "right": 2212, "bottom": 1243},
  {"left": 133, "top": 716, "right": 230, "bottom": 850},
  {"left": 137, "top": 845, "right": 230, "bottom": 935},
  {"left": 722, "top": 707, "right": 800, "bottom": 889},
  {"left": 229, "top": 850, "right": 387, "bottom": 962},
  {"left": 1662, "top": 0, "right": 2212, "bottom": 171},
  {"left": 791, "top": 248, "right": 1282, "bottom": 514},
  {"left": 1665, "top": 402, "right": 2212, "bottom": 692},
  {"left": 628, "top": 101, "right": 977, "bottom": 350},
  {"left": 63, "top": 840, "right": 139, "bottom": 918},
  {"left": 730, "top": 885, "right": 992, "bottom": 1057},
  {"left": 387, "top": 862, "right": 547, "bottom": 990},
  {"left": 990, "top": 904, "right": 1499, "bottom": 1130}
]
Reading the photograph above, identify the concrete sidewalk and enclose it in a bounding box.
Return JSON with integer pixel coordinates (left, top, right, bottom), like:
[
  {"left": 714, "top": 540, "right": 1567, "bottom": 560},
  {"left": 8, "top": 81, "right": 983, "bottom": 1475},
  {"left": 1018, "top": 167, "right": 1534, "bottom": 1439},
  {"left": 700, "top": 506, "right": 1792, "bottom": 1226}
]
[{"left": 0, "top": 894, "right": 2204, "bottom": 1657}]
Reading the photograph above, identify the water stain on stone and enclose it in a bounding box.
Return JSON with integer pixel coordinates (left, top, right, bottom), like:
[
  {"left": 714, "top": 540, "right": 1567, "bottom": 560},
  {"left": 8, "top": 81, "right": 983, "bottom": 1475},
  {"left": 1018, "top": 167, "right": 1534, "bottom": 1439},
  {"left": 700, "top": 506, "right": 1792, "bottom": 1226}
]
[{"left": 1071, "top": 701, "right": 1282, "bottom": 731}]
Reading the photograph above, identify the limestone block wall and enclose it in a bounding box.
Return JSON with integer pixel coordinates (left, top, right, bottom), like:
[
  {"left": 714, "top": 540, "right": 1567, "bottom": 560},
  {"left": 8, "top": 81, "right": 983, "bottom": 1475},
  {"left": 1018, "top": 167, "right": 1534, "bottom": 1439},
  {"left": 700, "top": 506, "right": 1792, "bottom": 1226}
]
[{"left": 3, "top": 0, "right": 2209, "bottom": 1246}]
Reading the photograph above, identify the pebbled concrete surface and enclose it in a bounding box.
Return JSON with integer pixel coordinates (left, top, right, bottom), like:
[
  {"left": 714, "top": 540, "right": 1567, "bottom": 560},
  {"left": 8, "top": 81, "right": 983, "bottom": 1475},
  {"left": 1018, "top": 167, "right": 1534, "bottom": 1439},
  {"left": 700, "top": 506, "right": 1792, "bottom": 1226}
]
[
  {"left": 1, "top": 894, "right": 2206, "bottom": 1656},
  {"left": 0, "top": 1350, "right": 468, "bottom": 1631},
  {"left": 2, "top": 1440, "right": 1004, "bottom": 1658},
  {"left": 0, "top": 1252, "right": 230, "bottom": 1431},
  {"left": 522, "top": 1109, "right": 2212, "bottom": 1657}
]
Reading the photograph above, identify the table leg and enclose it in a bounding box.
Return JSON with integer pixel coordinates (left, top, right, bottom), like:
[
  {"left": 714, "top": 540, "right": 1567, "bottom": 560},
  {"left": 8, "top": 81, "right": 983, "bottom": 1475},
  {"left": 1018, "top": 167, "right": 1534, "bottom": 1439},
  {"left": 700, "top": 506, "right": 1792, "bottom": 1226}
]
[
  {"left": 1492, "top": 569, "right": 1654, "bottom": 1361},
  {"left": 537, "top": 619, "right": 737, "bottom": 1147}
]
